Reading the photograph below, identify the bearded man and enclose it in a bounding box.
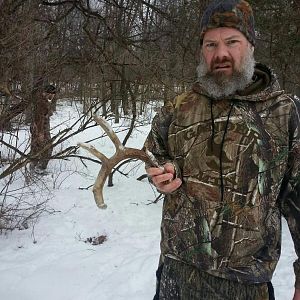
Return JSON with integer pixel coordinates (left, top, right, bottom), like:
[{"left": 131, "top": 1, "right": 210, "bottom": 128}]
[{"left": 144, "top": 0, "right": 300, "bottom": 299}]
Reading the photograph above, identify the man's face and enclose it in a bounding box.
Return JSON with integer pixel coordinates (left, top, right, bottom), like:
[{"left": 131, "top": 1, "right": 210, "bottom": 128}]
[
  {"left": 197, "top": 27, "right": 255, "bottom": 98},
  {"left": 202, "top": 27, "right": 252, "bottom": 78}
]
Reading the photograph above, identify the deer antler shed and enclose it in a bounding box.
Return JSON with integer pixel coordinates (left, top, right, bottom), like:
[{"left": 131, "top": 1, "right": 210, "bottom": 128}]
[{"left": 78, "top": 115, "right": 157, "bottom": 209}]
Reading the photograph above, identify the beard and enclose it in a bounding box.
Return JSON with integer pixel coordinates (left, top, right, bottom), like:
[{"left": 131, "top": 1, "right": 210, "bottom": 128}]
[{"left": 196, "top": 47, "right": 256, "bottom": 99}]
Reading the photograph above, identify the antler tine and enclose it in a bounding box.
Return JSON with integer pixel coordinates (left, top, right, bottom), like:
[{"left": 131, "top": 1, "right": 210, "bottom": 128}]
[
  {"left": 93, "top": 115, "right": 123, "bottom": 150},
  {"left": 93, "top": 166, "right": 109, "bottom": 209},
  {"left": 77, "top": 142, "right": 108, "bottom": 162},
  {"left": 79, "top": 116, "right": 159, "bottom": 209}
]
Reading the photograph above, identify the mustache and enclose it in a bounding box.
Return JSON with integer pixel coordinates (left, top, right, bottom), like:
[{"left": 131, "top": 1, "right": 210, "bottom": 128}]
[{"left": 210, "top": 57, "right": 234, "bottom": 72}]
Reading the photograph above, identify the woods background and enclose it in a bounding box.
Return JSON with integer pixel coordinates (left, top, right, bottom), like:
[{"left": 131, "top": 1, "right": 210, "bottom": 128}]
[
  {"left": 0, "top": 0, "right": 299, "bottom": 229},
  {"left": 1, "top": 0, "right": 299, "bottom": 113}
]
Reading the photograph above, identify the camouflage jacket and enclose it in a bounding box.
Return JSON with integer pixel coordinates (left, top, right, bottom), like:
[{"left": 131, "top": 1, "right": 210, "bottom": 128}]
[{"left": 144, "top": 63, "right": 300, "bottom": 287}]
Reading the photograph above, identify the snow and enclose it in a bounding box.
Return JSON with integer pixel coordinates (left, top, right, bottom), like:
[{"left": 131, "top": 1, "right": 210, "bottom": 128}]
[{"left": 0, "top": 101, "right": 297, "bottom": 300}]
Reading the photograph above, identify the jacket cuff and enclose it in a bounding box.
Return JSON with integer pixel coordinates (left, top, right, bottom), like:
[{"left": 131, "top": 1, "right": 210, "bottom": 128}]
[{"left": 170, "top": 160, "right": 181, "bottom": 180}]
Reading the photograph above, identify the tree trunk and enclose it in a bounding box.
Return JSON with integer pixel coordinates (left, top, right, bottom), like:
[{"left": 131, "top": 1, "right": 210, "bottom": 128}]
[{"left": 30, "top": 77, "right": 53, "bottom": 171}]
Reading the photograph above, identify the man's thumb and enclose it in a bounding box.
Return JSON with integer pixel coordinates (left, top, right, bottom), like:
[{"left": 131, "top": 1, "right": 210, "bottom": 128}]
[{"left": 164, "top": 163, "right": 175, "bottom": 174}]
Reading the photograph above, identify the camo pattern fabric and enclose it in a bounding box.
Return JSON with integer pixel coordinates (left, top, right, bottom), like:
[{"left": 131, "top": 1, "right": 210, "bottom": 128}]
[
  {"left": 144, "top": 63, "right": 300, "bottom": 288},
  {"left": 158, "top": 257, "right": 270, "bottom": 300}
]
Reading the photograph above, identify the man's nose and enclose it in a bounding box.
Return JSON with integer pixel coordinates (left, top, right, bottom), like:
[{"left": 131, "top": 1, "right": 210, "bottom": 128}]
[{"left": 214, "top": 43, "right": 230, "bottom": 61}]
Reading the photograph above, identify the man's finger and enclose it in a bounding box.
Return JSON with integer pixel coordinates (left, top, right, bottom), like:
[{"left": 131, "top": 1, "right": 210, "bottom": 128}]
[
  {"left": 152, "top": 173, "right": 174, "bottom": 185},
  {"left": 164, "top": 163, "right": 175, "bottom": 175},
  {"left": 146, "top": 166, "right": 165, "bottom": 176},
  {"left": 157, "top": 178, "right": 182, "bottom": 194}
]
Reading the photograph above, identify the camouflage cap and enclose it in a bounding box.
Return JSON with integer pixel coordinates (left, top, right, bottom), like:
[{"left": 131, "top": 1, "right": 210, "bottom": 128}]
[{"left": 200, "top": 0, "right": 255, "bottom": 46}]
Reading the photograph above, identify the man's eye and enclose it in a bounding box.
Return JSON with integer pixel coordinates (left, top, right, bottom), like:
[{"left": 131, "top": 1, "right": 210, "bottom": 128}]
[
  {"left": 227, "top": 40, "right": 239, "bottom": 46},
  {"left": 205, "top": 43, "right": 216, "bottom": 49}
]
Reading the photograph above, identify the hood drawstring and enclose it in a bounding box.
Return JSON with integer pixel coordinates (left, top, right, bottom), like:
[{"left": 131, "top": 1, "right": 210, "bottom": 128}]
[
  {"left": 210, "top": 99, "right": 215, "bottom": 152},
  {"left": 219, "top": 102, "right": 234, "bottom": 203},
  {"left": 210, "top": 99, "right": 235, "bottom": 203}
]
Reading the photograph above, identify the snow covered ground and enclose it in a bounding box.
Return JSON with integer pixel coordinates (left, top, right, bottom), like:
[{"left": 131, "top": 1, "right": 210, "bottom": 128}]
[{"left": 0, "top": 101, "right": 297, "bottom": 300}]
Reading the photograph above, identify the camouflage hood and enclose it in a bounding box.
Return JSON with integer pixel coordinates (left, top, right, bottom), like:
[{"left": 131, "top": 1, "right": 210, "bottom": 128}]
[
  {"left": 144, "top": 63, "right": 300, "bottom": 287},
  {"left": 193, "top": 63, "right": 284, "bottom": 102}
]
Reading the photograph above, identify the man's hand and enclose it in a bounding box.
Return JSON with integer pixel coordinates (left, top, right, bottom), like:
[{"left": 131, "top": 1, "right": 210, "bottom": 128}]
[
  {"left": 293, "top": 288, "right": 300, "bottom": 300},
  {"left": 146, "top": 162, "right": 182, "bottom": 194}
]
